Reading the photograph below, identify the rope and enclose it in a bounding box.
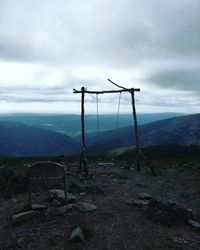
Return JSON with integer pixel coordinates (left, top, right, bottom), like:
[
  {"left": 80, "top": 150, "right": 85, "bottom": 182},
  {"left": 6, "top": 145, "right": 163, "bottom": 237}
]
[{"left": 115, "top": 92, "right": 122, "bottom": 129}]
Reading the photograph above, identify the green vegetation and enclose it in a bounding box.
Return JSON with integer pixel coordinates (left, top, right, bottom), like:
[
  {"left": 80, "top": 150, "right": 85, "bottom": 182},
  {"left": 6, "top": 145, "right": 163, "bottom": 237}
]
[
  {"left": 0, "top": 144, "right": 199, "bottom": 175},
  {"left": 0, "top": 156, "right": 76, "bottom": 175}
]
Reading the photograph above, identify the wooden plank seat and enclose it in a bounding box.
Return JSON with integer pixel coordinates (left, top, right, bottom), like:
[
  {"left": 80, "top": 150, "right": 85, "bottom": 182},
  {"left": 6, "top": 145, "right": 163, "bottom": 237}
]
[{"left": 27, "top": 161, "right": 67, "bottom": 206}]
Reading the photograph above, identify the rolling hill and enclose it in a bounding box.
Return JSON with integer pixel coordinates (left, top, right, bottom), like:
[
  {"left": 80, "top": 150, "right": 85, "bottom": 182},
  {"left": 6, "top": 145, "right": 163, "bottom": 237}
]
[
  {"left": 0, "top": 121, "right": 78, "bottom": 157},
  {"left": 0, "top": 113, "right": 185, "bottom": 136},
  {"left": 0, "top": 114, "right": 199, "bottom": 157},
  {"left": 85, "top": 114, "right": 200, "bottom": 150}
]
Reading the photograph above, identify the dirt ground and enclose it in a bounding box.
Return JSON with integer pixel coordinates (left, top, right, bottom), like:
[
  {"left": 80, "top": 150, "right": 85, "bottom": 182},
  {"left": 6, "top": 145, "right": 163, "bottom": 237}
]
[{"left": 0, "top": 163, "right": 200, "bottom": 250}]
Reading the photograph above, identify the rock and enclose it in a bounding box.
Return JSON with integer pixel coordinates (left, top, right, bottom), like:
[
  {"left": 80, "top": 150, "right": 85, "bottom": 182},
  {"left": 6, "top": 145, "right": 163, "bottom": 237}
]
[
  {"left": 139, "top": 193, "right": 154, "bottom": 200},
  {"left": 191, "top": 208, "right": 200, "bottom": 222},
  {"left": 187, "top": 220, "right": 200, "bottom": 230},
  {"left": 48, "top": 204, "right": 75, "bottom": 215},
  {"left": 132, "top": 199, "right": 151, "bottom": 207},
  {"left": 76, "top": 202, "right": 97, "bottom": 212},
  {"left": 51, "top": 199, "right": 62, "bottom": 207},
  {"left": 12, "top": 210, "right": 39, "bottom": 226},
  {"left": 70, "top": 226, "right": 84, "bottom": 242},
  {"left": 67, "top": 194, "right": 76, "bottom": 203},
  {"left": 48, "top": 189, "right": 65, "bottom": 200},
  {"left": 131, "top": 195, "right": 195, "bottom": 227},
  {"left": 48, "top": 189, "right": 76, "bottom": 204},
  {"left": 32, "top": 204, "right": 47, "bottom": 211},
  {"left": 171, "top": 236, "right": 189, "bottom": 245},
  {"left": 79, "top": 192, "right": 87, "bottom": 196},
  {"left": 145, "top": 199, "right": 190, "bottom": 226}
]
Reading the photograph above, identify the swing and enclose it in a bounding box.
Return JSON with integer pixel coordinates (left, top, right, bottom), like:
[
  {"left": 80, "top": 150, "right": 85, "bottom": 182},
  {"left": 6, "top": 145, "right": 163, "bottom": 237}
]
[
  {"left": 73, "top": 80, "right": 142, "bottom": 176},
  {"left": 95, "top": 92, "right": 122, "bottom": 167},
  {"left": 95, "top": 91, "right": 122, "bottom": 133}
]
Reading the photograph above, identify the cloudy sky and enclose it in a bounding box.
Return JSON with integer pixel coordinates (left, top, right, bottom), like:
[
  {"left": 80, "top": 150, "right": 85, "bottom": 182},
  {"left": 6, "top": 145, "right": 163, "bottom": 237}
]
[{"left": 0, "top": 0, "right": 199, "bottom": 114}]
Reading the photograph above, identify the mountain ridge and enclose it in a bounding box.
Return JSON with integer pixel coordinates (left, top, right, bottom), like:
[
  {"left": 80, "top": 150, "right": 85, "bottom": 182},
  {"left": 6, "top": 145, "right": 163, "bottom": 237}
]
[
  {"left": 0, "top": 112, "right": 186, "bottom": 136},
  {"left": 86, "top": 113, "right": 200, "bottom": 149},
  {"left": 0, "top": 113, "right": 199, "bottom": 157},
  {"left": 0, "top": 121, "right": 77, "bottom": 157}
]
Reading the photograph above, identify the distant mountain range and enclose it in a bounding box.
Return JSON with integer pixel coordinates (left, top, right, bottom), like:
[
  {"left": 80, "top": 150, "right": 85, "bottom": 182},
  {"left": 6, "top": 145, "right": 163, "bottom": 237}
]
[
  {"left": 0, "top": 121, "right": 77, "bottom": 157},
  {"left": 0, "top": 113, "right": 199, "bottom": 157},
  {"left": 86, "top": 113, "right": 200, "bottom": 151},
  {"left": 0, "top": 112, "right": 185, "bottom": 136}
]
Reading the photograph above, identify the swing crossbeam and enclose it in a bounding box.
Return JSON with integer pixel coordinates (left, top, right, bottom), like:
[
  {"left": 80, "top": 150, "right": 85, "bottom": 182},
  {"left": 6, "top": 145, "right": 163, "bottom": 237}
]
[{"left": 73, "top": 88, "right": 140, "bottom": 94}]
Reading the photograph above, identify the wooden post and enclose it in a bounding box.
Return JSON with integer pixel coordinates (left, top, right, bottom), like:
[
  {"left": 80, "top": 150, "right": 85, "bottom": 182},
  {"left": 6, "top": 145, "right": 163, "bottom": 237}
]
[
  {"left": 130, "top": 89, "right": 140, "bottom": 171},
  {"left": 80, "top": 87, "right": 88, "bottom": 176}
]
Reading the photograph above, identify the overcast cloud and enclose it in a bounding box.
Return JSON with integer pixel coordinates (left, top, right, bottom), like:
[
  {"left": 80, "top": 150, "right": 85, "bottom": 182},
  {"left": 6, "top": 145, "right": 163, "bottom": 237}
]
[{"left": 0, "top": 0, "right": 199, "bottom": 113}]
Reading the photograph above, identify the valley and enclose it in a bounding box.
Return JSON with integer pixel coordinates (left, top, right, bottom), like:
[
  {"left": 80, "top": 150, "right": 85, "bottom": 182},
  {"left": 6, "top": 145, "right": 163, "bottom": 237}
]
[{"left": 0, "top": 113, "right": 199, "bottom": 157}]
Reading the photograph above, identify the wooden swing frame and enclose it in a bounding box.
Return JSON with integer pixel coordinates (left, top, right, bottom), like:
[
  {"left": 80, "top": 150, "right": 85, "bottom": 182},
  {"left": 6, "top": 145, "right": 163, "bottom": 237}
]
[{"left": 73, "top": 79, "right": 140, "bottom": 176}]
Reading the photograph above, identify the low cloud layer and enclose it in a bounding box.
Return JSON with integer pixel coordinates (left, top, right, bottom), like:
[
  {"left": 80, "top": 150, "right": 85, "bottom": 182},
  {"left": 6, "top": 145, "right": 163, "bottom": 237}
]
[{"left": 0, "top": 0, "right": 199, "bottom": 113}]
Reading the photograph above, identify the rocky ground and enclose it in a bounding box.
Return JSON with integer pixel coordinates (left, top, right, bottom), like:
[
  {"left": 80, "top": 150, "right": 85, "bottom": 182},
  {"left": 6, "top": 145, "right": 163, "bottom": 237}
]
[{"left": 0, "top": 162, "right": 200, "bottom": 250}]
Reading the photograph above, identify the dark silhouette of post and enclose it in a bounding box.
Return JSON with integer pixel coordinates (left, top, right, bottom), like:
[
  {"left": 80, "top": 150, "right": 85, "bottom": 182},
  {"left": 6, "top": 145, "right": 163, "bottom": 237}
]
[
  {"left": 80, "top": 87, "right": 88, "bottom": 176},
  {"left": 130, "top": 89, "right": 140, "bottom": 171}
]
